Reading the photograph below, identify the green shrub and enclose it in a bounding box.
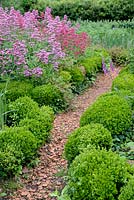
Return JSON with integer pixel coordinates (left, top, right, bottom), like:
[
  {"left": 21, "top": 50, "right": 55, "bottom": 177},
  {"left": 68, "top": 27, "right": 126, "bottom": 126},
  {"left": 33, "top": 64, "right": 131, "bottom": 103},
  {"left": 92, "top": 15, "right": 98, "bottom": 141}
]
[
  {"left": 1, "top": 0, "right": 37, "bottom": 13},
  {"left": 119, "top": 178, "right": 134, "bottom": 200},
  {"left": 81, "top": 56, "right": 101, "bottom": 78},
  {"left": 0, "top": 81, "right": 33, "bottom": 102},
  {"left": 109, "top": 47, "right": 129, "bottom": 66},
  {"left": 19, "top": 106, "right": 54, "bottom": 144},
  {"left": 119, "top": 66, "right": 130, "bottom": 75},
  {"left": 80, "top": 95, "right": 132, "bottom": 135},
  {"left": 101, "top": 90, "right": 134, "bottom": 110},
  {"left": 7, "top": 96, "right": 39, "bottom": 125},
  {"left": 65, "top": 66, "right": 86, "bottom": 93},
  {"left": 34, "top": 0, "right": 134, "bottom": 21},
  {"left": 0, "top": 127, "right": 38, "bottom": 162},
  {"left": 59, "top": 71, "right": 72, "bottom": 83},
  {"left": 31, "top": 83, "right": 67, "bottom": 112},
  {"left": 68, "top": 67, "right": 85, "bottom": 84},
  {"left": 19, "top": 118, "right": 49, "bottom": 145},
  {"left": 64, "top": 123, "right": 112, "bottom": 164},
  {"left": 112, "top": 73, "right": 134, "bottom": 91},
  {"left": 0, "top": 145, "right": 23, "bottom": 178},
  {"left": 64, "top": 149, "right": 131, "bottom": 200}
]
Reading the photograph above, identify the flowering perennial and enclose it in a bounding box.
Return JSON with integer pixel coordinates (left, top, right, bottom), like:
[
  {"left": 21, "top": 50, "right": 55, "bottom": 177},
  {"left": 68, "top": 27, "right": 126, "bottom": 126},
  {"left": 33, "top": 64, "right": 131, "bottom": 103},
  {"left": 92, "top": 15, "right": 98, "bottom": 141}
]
[{"left": 0, "top": 7, "right": 90, "bottom": 78}]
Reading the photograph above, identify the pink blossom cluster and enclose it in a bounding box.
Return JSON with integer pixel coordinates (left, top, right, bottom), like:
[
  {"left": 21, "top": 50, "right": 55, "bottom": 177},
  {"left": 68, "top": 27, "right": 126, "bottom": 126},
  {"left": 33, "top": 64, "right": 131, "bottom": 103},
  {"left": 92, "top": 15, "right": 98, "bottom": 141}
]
[{"left": 0, "top": 7, "right": 90, "bottom": 78}]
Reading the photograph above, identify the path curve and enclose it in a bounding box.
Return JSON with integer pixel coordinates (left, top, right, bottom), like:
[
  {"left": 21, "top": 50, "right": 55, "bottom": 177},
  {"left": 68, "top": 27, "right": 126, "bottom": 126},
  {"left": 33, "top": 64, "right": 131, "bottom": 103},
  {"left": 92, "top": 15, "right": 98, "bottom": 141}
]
[{"left": 9, "top": 69, "right": 120, "bottom": 200}]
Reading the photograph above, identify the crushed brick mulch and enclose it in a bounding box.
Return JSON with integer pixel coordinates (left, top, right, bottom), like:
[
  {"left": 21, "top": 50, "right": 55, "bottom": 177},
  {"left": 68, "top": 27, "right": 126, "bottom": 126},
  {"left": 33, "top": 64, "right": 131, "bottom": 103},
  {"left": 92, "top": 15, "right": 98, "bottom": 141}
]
[{"left": 8, "top": 69, "right": 120, "bottom": 200}]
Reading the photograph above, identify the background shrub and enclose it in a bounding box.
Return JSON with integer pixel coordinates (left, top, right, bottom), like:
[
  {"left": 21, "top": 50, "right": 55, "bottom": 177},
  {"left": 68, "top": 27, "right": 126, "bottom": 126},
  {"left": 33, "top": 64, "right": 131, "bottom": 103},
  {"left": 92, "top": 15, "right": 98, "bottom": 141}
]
[
  {"left": 80, "top": 56, "right": 101, "bottom": 78},
  {"left": 119, "top": 178, "right": 134, "bottom": 200},
  {"left": 64, "top": 149, "right": 132, "bottom": 200},
  {"left": 80, "top": 95, "right": 132, "bottom": 135},
  {"left": 112, "top": 73, "right": 134, "bottom": 91},
  {"left": 33, "top": 0, "right": 134, "bottom": 21},
  {"left": 31, "top": 83, "right": 67, "bottom": 112},
  {"left": 7, "top": 96, "right": 39, "bottom": 126},
  {"left": 0, "top": 81, "right": 33, "bottom": 102},
  {"left": 109, "top": 47, "right": 129, "bottom": 66},
  {"left": 64, "top": 123, "right": 112, "bottom": 164}
]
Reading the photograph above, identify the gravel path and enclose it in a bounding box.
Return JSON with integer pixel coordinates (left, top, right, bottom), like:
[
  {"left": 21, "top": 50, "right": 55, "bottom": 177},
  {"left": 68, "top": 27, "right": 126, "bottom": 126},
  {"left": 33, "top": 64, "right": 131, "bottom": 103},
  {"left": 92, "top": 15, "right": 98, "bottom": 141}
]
[{"left": 9, "top": 69, "right": 120, "bottom": 200}]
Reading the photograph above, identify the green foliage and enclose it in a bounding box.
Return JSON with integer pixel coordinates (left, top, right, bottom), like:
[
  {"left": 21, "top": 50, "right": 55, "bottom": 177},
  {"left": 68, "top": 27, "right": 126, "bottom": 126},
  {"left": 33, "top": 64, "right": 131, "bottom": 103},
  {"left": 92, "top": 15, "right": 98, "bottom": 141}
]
[
  {"left": 0, "top": 127, "right": 38, "bottom": 177},
  {"left": 77, "top": 20, "right": 134, "bottom": 49},
  {"left": 59, "top": 71, "right": 72, "bottom": 83},
  {"left": 119, "top": 66, "right": 130, "bottom": 75},
  {"left": 128, "top": 48, "right": 134, "bottom": 74},
  {"left": 112, "top": 73, "right": 134, "bottom": 91},
  {"left": 0, "top": 81, "right": 33, "bottom": 102},
  {"left": 81, "top": 56, "right": 101, "bottom": 78},
  {"left": 19, "top": 106, "right": 54, "bottom": 144},
  {"left": 80, "top": 95, "right": 132, "bottom": 135},
  {"left": 64, "top": 123, "right": 112, "bottom": 164},
  {"left": 109, "top": 47, "right": 129, "bottom": 66},
  {"left": 0, "top": 0, "right": 37, "bottom": 13},
  {"left": 0, "top": 127, "right": 38, "bottom": 161},
  {"left": 65, "top": 66, "right": 86, "bottom": 93},
  {"left": 7, "top": 96, "right": 39, "bottom": 125},
  {"left": 0, "top": 146, "right": 23, "bottom": 178},
  {"left": 68, "top": 67, "right": 85, "bottom": 84},
  {"left": 101, "top": 90, "right": 134, "bottom": 110},
  {"left": 119, "top": 178, "right": 134, "bottom": 200},
  {"left": 19, "top": 118, "right": 49, "bottom": 145},
  {"left": 34, "top": 0, "right": 134, "bottom": 21},
  {"left": 65, "top": 149, "right": 131, "bottom": 200},
  {"left": 31, "top": 83, "right": 67, "bottom": 112}
]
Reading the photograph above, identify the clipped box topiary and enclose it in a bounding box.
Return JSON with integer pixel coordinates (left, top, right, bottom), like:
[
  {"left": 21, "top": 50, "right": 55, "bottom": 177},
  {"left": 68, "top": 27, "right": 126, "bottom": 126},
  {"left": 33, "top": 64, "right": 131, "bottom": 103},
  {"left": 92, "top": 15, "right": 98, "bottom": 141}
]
[
  {"left": 0, "top": 127, "right": 38, "bottom": 163},
  {"left": 7, "top": 96, "right": 39, "bottom": 125},
  {"left": 64, "top": 123, "right": 112, "bottom": 164},
  {"left": 80, "top": 95, "right": 132, "bottom": 136},
  {"left": 0, "top": 145, "right": 23, "bottom": 178},
  {"left": 31, "top": 83, "right": 67, "bottom": 112},
  {"left": 119, "top": 177, "right": 134, "bottom": 200},
  {"left": 19, "top": 106, "right": 54, "bottom": 145},
  {"left": 100, "top": 90, "right": 134, "bottom": 110},
  {"left": 64, "top": 149, "right": 132, "bottom": 200},
  {"left": 0, "top": 81, "right": 33, "bottom": 102},
  {"left": 112, "top": 73, "right": 134, "bottom": 91}
]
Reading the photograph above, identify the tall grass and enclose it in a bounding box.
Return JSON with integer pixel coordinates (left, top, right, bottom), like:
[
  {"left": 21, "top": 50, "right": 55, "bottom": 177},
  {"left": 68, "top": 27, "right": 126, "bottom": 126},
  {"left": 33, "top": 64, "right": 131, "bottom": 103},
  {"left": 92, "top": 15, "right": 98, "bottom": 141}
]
[{"left": 77, "top": 20, "right": 134, "bottom": 49}]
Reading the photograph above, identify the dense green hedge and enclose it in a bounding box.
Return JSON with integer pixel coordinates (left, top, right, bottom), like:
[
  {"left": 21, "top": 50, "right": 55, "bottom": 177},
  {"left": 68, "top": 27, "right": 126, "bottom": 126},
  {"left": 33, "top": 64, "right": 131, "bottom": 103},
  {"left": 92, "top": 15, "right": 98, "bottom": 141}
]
[
  {"left": 112, "top": 73, "right": 134, "bottom": 91},
  {"left": 100, "top": 90, "right": 134, "bottom": 110},
  {"left": 0, "top": 127, "right": 38, "bottom": 177},
  {"left": 80, "top": 94, "right": 132, "bottom": 136},
  {"left": 0, "top": 81, "right": 33, "bottom": 102},
  {"left": 119, "top": 178, "right": 134, "bottom": 200},
  {"left": 33, "top": 0, "right": 134, "bottom": 21},
  {"left": 63, "top": 149, "right": 132, "bottom": 200},
  {"left": 31, "top": 83, "right": 67, "bottom": 112},
  {"left": 64, "top": 123, "right": 112, "bottom": 164}
]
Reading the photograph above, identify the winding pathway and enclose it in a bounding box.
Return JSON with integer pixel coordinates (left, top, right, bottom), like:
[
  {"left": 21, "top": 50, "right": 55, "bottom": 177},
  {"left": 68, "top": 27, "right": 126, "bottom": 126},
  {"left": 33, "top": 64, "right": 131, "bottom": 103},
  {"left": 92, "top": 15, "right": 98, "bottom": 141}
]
[{"left": 9, "top": 69, "right": 120, "bottom": 200}]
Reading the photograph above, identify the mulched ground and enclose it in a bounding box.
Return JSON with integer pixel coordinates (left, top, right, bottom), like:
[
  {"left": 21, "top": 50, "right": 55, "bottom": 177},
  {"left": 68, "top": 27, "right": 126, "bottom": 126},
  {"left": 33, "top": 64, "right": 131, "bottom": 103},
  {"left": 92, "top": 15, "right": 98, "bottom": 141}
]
[{"left": 8, "top": 69, "right": 120, "bottom": 200}]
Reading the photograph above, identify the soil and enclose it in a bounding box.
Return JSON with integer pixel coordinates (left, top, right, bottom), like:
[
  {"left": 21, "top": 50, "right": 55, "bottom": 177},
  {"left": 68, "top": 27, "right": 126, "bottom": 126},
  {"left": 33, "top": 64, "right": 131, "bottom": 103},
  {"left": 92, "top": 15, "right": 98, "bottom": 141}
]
[{"left": 7, "top": 69, "right": 120, "bottom": 200}]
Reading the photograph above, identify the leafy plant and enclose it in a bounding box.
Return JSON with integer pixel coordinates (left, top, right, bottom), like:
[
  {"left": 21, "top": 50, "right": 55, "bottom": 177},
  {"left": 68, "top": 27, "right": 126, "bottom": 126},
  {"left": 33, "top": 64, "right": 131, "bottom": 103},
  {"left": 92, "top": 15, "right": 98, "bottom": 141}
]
[
  {"left": 64, "top": 148, "right": 132, "bottom": 200},
  {"left": 64, "top": 123, "right": 112, "bottom": 164},
  {"left": 112, "top": 73, "right": 134, "bottom": 91},
  {"left": 80, "top": 94, "right": 132, "bottom": 136},
  {"left": 0, "top": 81, "right": 33, "bottom": 102},
  {"left": 31, "top": 83, "right": 67, "bottom": 112},
  {"left": 7, "top": 96, "right": 39, "bottom": 126},
  {"left": 119, "top": 177, "right": 134, "bottom": 200}
]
